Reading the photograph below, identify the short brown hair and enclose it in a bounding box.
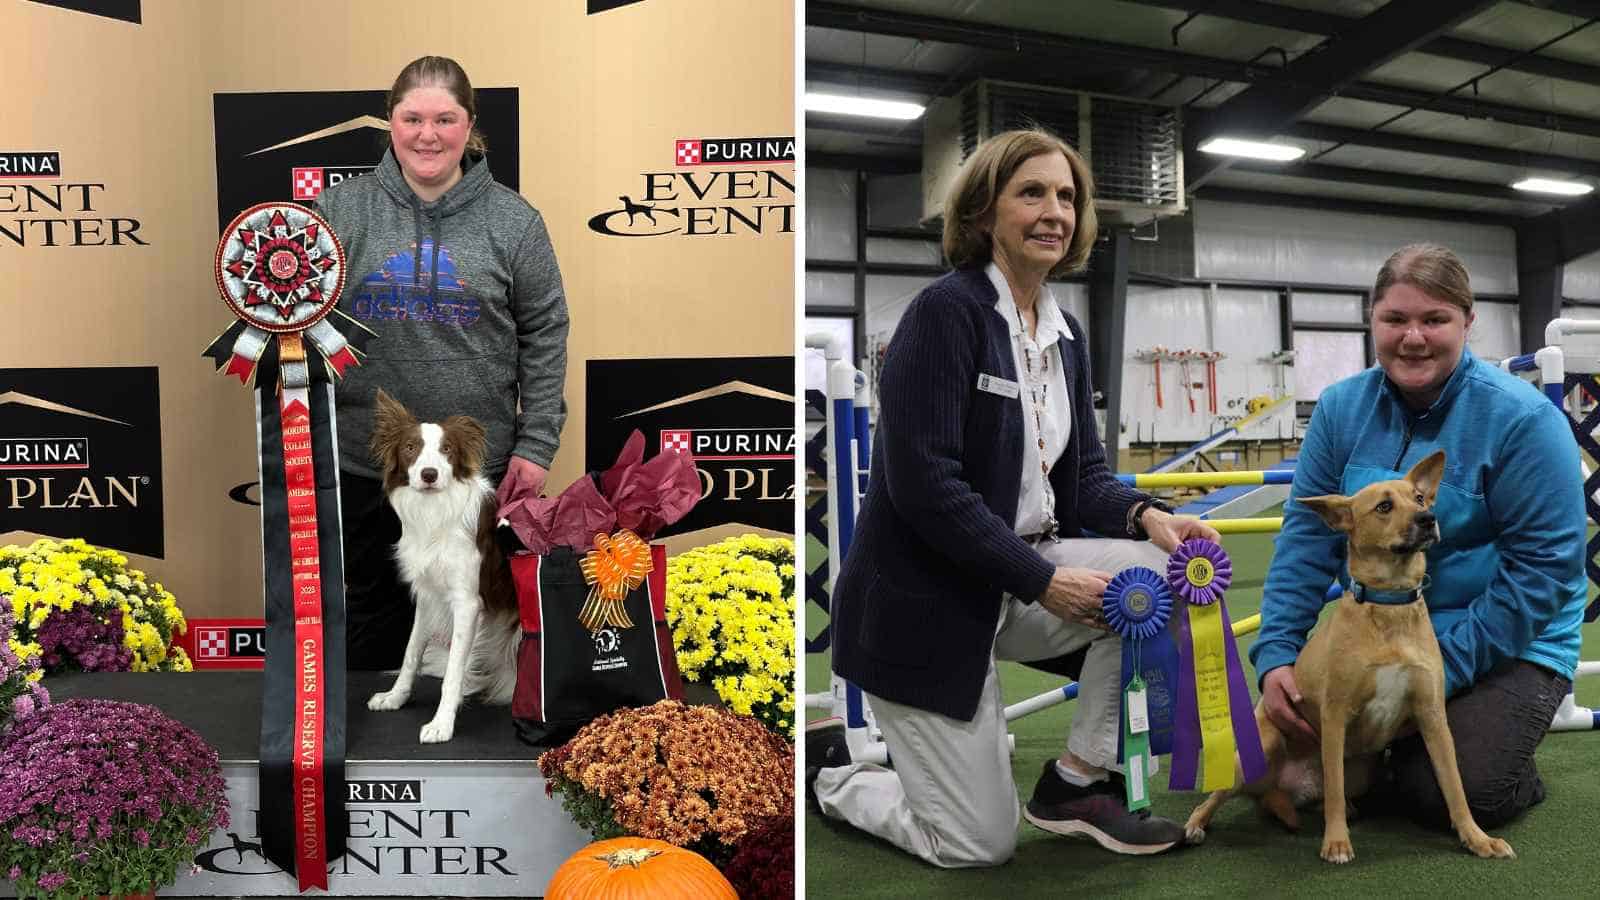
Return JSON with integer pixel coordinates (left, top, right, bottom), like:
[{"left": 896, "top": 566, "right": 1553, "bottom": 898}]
[
  {"left": 1372, "top": 243, "right": 1474, "bottom": 316},
  {"left": 387, "top": 55, "right": 488, "bottom": 156},
  {"left": 942, "top": 129, "right": 1099, "bottom": 276}
]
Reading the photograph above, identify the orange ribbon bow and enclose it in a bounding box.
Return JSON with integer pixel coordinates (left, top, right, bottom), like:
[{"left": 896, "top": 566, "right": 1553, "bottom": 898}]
[{"left": 578, "top": 529, "right": 653, "bottom": 631}]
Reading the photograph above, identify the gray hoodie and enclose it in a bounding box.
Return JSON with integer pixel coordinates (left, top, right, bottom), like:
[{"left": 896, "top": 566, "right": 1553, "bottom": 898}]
[{"left": 315, "top": 149, "right": 569, "bottom": 479}]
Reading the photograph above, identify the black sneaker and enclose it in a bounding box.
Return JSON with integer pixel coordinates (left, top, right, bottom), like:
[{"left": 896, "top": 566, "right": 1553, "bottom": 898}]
[
  {"left": 1023, "top": 760, "right": 1185, "bottom": 855},
  {"left": 804, "top": 717, "right": 851, "bottom": 813}
]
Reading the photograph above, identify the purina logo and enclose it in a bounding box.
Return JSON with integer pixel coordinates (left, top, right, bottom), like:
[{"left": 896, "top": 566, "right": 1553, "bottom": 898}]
[
  {"left": 0, "top": 438, "right": 90, "bottom": 471},
  {"left": 291, "top": 166, "right": 377, "bottom": 201},
  {"left": 0, "top": 368, "right": 163, "bottom": 557},
  {"left": 588, "top": 135, "right": 794, "bottom": 238},
  {"left": 660, "top": 427, "right": 795, "bottom": 460},
  {"left": 180, "top": 619, "right": 265, "bottom": 669},
  {"left": 673, "top": 136, "right": 794, "bottom": 166},
  {"left": 0, "top": 152, "right": 61, "bottom": 178}
]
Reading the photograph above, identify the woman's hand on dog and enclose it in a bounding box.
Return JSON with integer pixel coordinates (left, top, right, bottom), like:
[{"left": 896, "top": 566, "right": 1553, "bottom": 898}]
[
  {"left": 1141, "top": 508, "right": 1223, "bottom": 553},
  {"left": 1262, "top": 665, "right": 1320, "bottom": 744},
  {"left": 1037, "top": 567, "right": 1115, "bottom": 630}
]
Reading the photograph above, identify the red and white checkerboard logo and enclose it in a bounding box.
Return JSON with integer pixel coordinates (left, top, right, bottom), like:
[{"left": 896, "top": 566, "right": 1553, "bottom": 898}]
[
  {"left": 660, "top": 430, "right": 693, "bottom": 454},
  {"left": 292, "top": 167, "right": 325, "bottom": 200},
  {"left": 674, "top": 140, "right": 702, "bottom": 166},
  {"left": 195, "top": 627, "right": 230, "bottom": 660}
]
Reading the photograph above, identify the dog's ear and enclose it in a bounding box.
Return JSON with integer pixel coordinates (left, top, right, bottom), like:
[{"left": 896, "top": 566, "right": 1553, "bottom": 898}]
[
  {"left": 440, "top": 415, "right": 488, "bottom": 472},
  {"left": 1404, "top": 450, "right": 1446, "bottom": 506},
  {"left": 369, "top": 389, "right": 417, "bottom": 469},
  {"left": 1298, "top": 494, "right": 1354, "bottom": 533}
]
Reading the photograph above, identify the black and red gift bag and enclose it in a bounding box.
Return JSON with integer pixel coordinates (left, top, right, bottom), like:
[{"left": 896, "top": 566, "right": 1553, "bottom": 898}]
[{"left": 508, "top": 543, "right": 684, "bottom": 746}]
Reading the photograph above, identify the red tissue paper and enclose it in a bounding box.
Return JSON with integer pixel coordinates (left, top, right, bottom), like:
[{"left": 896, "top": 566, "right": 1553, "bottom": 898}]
[{"left": 497, "top": 431, "right": 700, "bottom": 554}]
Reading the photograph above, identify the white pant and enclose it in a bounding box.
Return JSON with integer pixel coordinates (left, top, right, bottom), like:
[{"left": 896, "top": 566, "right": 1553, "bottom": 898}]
[{"left": 814, "top": 538, "right": 1171, "bottom": 867}]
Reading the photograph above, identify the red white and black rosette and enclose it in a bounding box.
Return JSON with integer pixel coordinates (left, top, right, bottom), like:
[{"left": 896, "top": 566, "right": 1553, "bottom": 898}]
[
  {"left": 201, "top": 201, "right": 363, "bottom": 891},
  {"left": 204, "top": 202, "right": 371, "bottom": 387}
]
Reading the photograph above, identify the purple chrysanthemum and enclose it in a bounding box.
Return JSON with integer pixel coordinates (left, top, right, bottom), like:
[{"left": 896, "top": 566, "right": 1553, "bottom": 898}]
[{"left": 0, "top": 699, "right": 229, "bottom": 895}]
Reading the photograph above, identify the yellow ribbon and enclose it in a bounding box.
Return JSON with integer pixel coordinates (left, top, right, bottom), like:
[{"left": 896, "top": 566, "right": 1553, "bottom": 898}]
[
  {"left": 577, "top": 529, "right": 652, "bottom": 632},
  {"left": 1189, "top": 601, "right": 1236, "bottom": 791}
]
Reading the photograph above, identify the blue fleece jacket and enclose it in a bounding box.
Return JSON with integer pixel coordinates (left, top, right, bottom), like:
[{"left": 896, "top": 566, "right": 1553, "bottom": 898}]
[{"left": 1250, "top": 348, "right": 1586, "bottom": 696}]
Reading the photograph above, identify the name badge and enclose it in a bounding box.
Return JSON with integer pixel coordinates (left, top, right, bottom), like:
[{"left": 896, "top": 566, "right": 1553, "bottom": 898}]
[{"left": 977, "top": 373, "right": 1021, "bottom": 399}]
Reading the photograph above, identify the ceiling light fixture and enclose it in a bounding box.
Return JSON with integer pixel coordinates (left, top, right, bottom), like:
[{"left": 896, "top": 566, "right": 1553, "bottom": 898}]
[
  {"left": 1198, "top": 137, "right": 1305, "bottom": 162},
  {"left": 805, "top": 92, "right": 925, "bottom": 121},
  {"left": 1512, "top": 177, "right": 1593, "bottom": 196}
]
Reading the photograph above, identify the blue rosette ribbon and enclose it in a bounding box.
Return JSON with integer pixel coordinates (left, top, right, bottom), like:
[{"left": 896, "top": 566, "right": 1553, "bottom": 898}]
[
  {"left": 1164, "top": 538, "right": 1266, "bottom": 792},
  {"left": 1103, "top": 567, "right": 1179, "bottom": 809}
]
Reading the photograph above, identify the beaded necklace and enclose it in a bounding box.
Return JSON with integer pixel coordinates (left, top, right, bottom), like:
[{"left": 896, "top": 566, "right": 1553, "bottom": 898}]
[{"left": 1017, "top": 302, "right": 1058, "bottom": 539}]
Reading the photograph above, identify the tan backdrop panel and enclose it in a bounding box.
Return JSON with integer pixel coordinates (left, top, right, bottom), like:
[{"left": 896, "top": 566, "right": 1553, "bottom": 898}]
[{"left": 1, "top": 0, "right": 795, "bottom": 618}]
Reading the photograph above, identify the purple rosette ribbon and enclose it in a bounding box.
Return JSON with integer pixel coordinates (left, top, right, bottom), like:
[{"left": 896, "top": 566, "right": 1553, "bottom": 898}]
[
  {"left": 1164, "top": 539, "right": 1266, "bottom": 792},
  {"left": 1166, "top": 538, "right": 1231, "bottom": 605}
]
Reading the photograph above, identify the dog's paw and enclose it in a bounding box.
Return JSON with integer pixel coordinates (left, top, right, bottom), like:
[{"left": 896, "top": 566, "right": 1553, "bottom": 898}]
[
  {"left": 367, "top": 690, "right": 409, "bottom": 711},
  {"left": 1465, "top": 834, "right": 1515, "bottom": 860},
  {"left": 1320, "top": 837, "right": 1354, "bottom": 864},
  {"left": 1183, "top": 824, "right": 1206, "bottom": 845},
  {"left": 419, "top": 718, "right": 455, "bottom": 743}
]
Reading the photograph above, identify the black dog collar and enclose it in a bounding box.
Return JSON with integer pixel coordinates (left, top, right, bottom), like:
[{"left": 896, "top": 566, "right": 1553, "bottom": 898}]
[{"left": 1352, "top": 575, "right": 1429, "bottom": 605}]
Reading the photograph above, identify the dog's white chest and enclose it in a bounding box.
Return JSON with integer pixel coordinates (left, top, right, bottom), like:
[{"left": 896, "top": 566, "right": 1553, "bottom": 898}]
[{"left": 1362, "top": 664, "right": 1412, "bottom": 737}]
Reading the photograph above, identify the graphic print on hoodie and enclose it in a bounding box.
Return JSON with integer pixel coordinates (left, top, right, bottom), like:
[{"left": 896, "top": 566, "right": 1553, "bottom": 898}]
[{"left": 348, "top": 238, "right": 481, "bottom": 326}]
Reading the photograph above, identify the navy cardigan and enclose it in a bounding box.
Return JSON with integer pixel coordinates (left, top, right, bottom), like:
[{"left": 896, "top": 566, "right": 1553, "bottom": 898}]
[{"left": 830, "top": 267, "right": 1148, "bottom": 721}]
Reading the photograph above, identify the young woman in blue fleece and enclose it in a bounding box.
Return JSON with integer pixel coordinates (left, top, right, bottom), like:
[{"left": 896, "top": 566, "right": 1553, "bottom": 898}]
[{"left": 1251, "top": 243, "right": 1587, "bottom": 829}]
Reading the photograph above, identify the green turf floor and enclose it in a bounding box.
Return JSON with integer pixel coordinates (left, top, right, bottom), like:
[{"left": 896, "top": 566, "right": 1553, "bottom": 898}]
[{"left": 803, "top": 530, "right": 1600, "bottom": 899}]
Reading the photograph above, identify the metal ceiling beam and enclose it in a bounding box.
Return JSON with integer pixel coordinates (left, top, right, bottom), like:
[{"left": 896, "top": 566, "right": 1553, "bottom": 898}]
[
  {"left": 1333, "top": 81, "right": 1600, "bottom": 139},
  {"left": 1228, "top": 159, "right": 1570, "bottom": 205},
  {"left": 1187, "top": 0, "right": 1499, "bottom": 188},
  {"left": 808, "top": 6, "right": 1600, "bottom": 141},
  {"left": 805, "top": 60, "right": 950, "bottom": 96},
  {"left": 1127, "top": 0, "right": 1600, "bottom": 86},
  {"left": 808, "top": 151, "right": 920, "bottom": 174},
  {"left": 808, "top": 1, "right": 1280, "bottom": 84},
  {"left": 1281, "top": 122, "right": 1600, "bottom": 180},
  {"left": 1514, "top": 1, "right": 1600, "bottom": 18},
  {"left": 1193, "top": 186, "right": 1523, "bottom": 229},
  {"left": 805, "top": 112, "right": 922, "bottom": 139}
]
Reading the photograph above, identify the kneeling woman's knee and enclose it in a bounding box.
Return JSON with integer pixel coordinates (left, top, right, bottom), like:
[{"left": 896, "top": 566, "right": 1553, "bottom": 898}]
[{"left": 943, "top": 829, "right": 1017, "bottom": 868}]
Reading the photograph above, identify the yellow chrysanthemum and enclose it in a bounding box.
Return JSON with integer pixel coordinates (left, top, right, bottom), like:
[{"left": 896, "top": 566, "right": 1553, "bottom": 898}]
[
  {"left": 2, "top": 537, "right": 193, "bottom": 675},
  {"left": 665, "top": 535, "right": 795, "bottom": 737}
]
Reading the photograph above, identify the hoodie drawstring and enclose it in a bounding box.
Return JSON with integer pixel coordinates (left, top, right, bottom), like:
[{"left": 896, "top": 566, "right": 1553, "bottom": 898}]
[
  {"left": 409, "top": 196, "right": 425, "bottom": 303},
  {"left": 429, "top": 207, "right": 442, "bottom": 304},
  {"left": 405, "top": 198, "right": 445, "bottom": 305}
]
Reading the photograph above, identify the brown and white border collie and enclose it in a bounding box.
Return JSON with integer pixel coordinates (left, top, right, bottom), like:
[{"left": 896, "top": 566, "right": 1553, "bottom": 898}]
[{"left": 366, "top": 389, "right": 519, "bottom": 743}]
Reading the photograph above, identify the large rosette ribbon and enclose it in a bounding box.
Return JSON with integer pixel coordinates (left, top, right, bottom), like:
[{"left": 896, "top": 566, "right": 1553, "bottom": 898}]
[
  {"left": 1102, "top": 567, "right": 1174, "bottom": 811},
  {"left": 1165, "top": 539, "right": 1266, "bottom": 792},
  {"left": 203, "top": 202, "right": 366, "bottom": 890}
]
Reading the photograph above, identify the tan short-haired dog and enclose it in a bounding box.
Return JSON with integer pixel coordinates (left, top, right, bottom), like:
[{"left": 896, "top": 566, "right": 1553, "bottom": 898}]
[{"left": 1184, "top": 451, "right": 1514, "bottom": 863}]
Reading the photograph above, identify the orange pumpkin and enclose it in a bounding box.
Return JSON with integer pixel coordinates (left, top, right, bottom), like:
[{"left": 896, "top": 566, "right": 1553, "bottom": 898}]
[{"left": 545, "top": 837, "right": 738, "bottom": 899}]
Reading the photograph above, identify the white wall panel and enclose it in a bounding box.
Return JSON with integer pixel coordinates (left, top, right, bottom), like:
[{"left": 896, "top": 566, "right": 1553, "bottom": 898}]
[
  {"left": 1566, "top": 249, "right": 1600, "bottom": 301},
  {"left": 1194, "top": 199, "right": 1517, "bottom": 295},
  {"left": 1466, "top": 303, "right": 1520, "bottom": 364},
  {"left": 1293, "top": 293, "right": 1365, "bottom": 324},
  {"left": 806, "top": 167, "right": 855, "bottom": 261},
  {"left": 805, "top": 270, "right": 853, "bottom": 309}
]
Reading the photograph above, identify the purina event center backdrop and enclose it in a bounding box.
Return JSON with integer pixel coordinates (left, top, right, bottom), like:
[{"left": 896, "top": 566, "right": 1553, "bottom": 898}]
[{"left": 0, "top": 0, "right": 796, "bottom": 623}]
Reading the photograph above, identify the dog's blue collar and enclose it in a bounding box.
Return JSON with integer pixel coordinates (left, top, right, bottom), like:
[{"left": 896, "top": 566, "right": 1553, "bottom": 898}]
[{"left": 1352, "top": 575, "right": 1429, "bottom": 606}]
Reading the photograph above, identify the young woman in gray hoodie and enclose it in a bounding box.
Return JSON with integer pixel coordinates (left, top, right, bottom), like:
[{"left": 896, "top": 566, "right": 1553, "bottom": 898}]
[{"left": 314, "top": 55, "right": 569, "bottom": 669}]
